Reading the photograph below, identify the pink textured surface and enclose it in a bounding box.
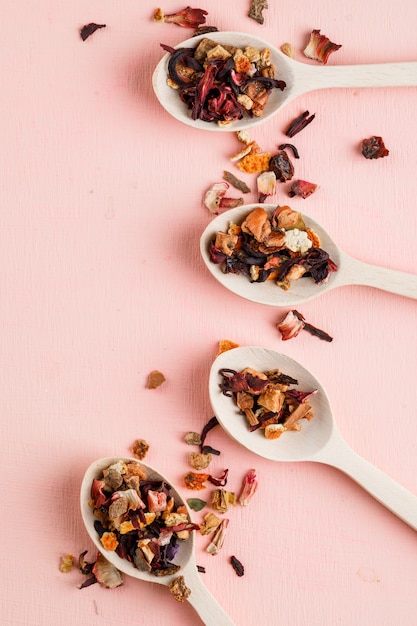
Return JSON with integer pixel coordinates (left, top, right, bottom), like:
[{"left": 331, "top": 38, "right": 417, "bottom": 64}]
[{"left": 2, "top": 2, "right": 417, "bottom": 625}]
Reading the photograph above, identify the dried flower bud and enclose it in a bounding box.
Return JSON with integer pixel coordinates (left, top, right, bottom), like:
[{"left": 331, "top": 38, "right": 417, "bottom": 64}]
[
  {"left": 153, "top": 7, "right": 208, "bottom": 29},
  {"left": 238, "top": 469, "right": 258, "bottom": 505}
]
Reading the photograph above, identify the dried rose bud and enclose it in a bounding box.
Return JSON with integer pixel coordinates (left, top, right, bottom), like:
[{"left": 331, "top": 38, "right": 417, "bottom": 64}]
[
  {"left": 153, "top": 7, "right": 208, "bottom": 29},
  {"left": 303, "top": 29, "right": 342, "bottom": 64},
  {"left": 288, "top": 179, "right": 319, "bottom": 199},
  {"left": 238, "top": 469, "right": 258, "bottom": 505}
]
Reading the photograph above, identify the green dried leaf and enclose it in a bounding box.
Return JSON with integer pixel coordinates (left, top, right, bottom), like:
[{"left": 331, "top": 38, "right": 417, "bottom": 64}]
[{"left": 187, "top": 498, "right": 207, "bottom": 512}]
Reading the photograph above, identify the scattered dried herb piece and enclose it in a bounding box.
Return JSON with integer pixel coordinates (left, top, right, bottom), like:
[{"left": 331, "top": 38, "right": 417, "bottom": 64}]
[
  {"left": 257, "top": 171, "right": 276, "bottom": 202},
  {"left": 238, "top": 469, "right": 258, "bottom": 505},
  {"left": 208, "top": 468, "right": 229, "bottom": 487},
  {"left": 269, "top": 151, "right": 294, "bottom": 182},
  {"left": 187, "top": 498, "right": 207, "bottom": 512},
  {"left": 277, "top": 309, "right": 333, "bottom": 342},
  {"left": 185, "top": 431, "right": 202, "bottom": 446},
  {"left": 80, "top": 23, "right": 106, "bottom": 41},
  {"left": 169, "top": 575, "right": 191, "bottom": 602},
  {"left": 200, "top": 512, "right": 222, "bottom": 535},
  {"left": 201, "top": 445, "right": 221, "bottom": 456},
  {"left": 223, "top": 171, "right": 251, "bottom": 194},
  {"left": 361, "top": 136, "right": 389, "bottom": 159},
  {"left": 59, "top": 554, "right": 74, "bottom": 573},
  {"left": 200, "top": 416, "right": 219, "bottom": 454},
  {"left": 303, "top": 29, "right": 342, "bottom": 64},
  {"left": 280, "top": 43, "right": 294, "bottom": 58},
  {"left": 189, "top": 451, "right": 212, "bottom": 470},
  {"left": 231, "top": 555, "right": 245, "bottom": 577},
  {"left": 285, "top": 110, "right": 315, "bottom": 138},
  {"left": 184, "top": 471, "right": 210, "bottom": 490},
  {"left": 131, "top": 439, "right": 150, "bottom": 460},
  {"left": 211, "top": 488, "right": 236, "bottom": 512},
  {"left": 216, "top": 339, "right": 240, "bottom": 356},
  {"left": 288, "top": 179, "right": 319, "bottom": 199},
  {"left": 146, "top": 370, "right": 166, "bottom": 389},
  {"left": 194, "top": 26, "right": 219, "bottom": 36},
  {"left": 248, "top": 0, "right": 268, "bottom": 25},
  {"left": 153, "top": 7, "right": 208, "bottom": 29},
  {"left": 278, "top": 143, "right": 300, "bottom": 159},
  {"left": 206, "top": 518, "right": 229, "bottom": 554},
  {"left": 197, "top": 564, "right": 206, "bottom": 572}
]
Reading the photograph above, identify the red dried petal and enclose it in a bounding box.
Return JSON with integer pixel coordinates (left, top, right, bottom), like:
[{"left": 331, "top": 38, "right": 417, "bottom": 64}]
[
  {"left": 159, "top": 7, "right": 208, "bottom": 29},
  {"left": 303, "top": 30, "right": 342, "bottom": 64}
]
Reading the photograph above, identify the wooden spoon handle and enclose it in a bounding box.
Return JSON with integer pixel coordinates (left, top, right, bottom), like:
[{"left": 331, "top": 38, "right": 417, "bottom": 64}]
[
  {"left": 295, "top": 61, "right": 417, "bottom": 92},
  {"left": 184, "top": 564, "right": 236, "bottom": 625},
  {"left": 317, "top": 436, "right": 417, "bottom": 531},
  {"left": 335, "top": 254, "right": 417, "bottom": 299}
]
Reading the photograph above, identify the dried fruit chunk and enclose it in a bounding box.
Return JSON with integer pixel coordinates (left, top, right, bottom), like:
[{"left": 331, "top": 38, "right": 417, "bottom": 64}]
[
  {"left": 93, "top": 553, "right": 123, "bottom": 588},
  {"left": 184, "top": 431, "right": 202, "bottom": 445},
  {"left": 146, "top": 370, "right": 166, "bottom": 389},
  {"left": 153, "top": 7, "right": 208, "bottom": 29},
  {"left": 257, "top": 171, "right": 276, "bottom": 202},
  {"left": 303, "top": 29, "right": 342, "bottom": 64},
  {"left": 184, "top": 472, "right": 210, "bottom": 489},
  {"left": 189, "top": 452, "right": 212, "bottom": 470},
  {"left": 269, "top": 151, "right": 294, "bottom": 182},
  {"left": 248, "top": 0, "right": 268, "bottom": 25},
  {"left": 280, "top": 43, "right": 294, "bottom": 58},
  {"left": 216, "top": 339, "right": 240, "bottom": 356},
  {"left": 200, "top": 512, "right": 222, "bottom": 535},
  {"left": 169, "top": 575, "right": 191, "bottom": 602},
  {"left": 131, "top": 439, "right": 150, "bottom": 460},
  {"left": 59, "top": 554, "right": 74, "bottom": 573},
  {"left": 289, "top": 179, "right": 319, "bottom": 199},
  {"left": 361, "top": 136, "right": 389, "bottom": 159},
  {"left": 236, "top": 152, "right": 271, "bottom": 174},
  {"left": 206, "top": 518, "right": 229, "bottom": 554}
]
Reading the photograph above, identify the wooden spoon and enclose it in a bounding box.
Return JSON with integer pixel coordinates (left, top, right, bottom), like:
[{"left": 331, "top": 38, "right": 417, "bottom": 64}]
[
  {"left": 200, "top": 203, "right": 417, "bottom": 306},
  {"left": 152, "top": 31, "right": 417, "bottom": 132},
  {"left": 209, "top": 346, "right": 417, "bottom": 530},
  {"left": 80, "top": 456, "right": 235, "bottom": 626}
]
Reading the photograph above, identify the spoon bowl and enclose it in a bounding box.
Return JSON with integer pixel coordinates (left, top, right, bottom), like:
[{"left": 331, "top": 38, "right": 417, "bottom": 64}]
[
  {"left": 200, "top": 203, "right": 417, "bottom": 305},
  {"left": 152, "top": 31, "right": 417, "bottom": 132},
  {"left": 209, "top": 347, "right": 417, "bottom": 531},
  {"left": 80, "top": 456, "right": 235, "bottom": 626}
]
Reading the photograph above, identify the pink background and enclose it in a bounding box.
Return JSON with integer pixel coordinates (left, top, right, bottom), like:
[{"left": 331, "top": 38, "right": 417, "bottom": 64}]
[{"left": 2, "top": 1, "right": 417, "bottom": 625}]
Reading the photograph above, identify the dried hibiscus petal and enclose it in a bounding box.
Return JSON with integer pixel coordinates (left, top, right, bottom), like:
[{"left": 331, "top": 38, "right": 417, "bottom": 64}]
[
  {"left": 153, "top": 7, "right": 208, "bottom": 29},
  {"left": 361, "top": 136, "right": 389, "bottom": 159},
  {"left": 303, "top": 29, "right": 342, "bottom": 64},
  {"left": 80, "top": 23, "right": 106, "bottom": 41},
  {"left": 288, "top": 179, "right": 319, "bottom": 199},
  {"left": 285, "top": 110, "right": 315, "bottom": 138},
  {"left": 278, "top": 143, "right": 300, "bottom": 159},
  {"left": 277, "top": 310, "right": 333, "bottom": 342},
  {"left": 231, "top": 555, "right": 245, "bottom": 577}
]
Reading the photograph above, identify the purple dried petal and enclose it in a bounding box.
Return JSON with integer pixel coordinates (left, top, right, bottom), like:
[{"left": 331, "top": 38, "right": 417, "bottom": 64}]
[{"left": 80, "top": 23, "right": 106, "bottom": 41}]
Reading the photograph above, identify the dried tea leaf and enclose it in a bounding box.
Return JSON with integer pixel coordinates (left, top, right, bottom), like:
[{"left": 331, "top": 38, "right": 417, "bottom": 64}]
[{"left": 187, "top": 498, "right": 207, "bottom": 512}]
